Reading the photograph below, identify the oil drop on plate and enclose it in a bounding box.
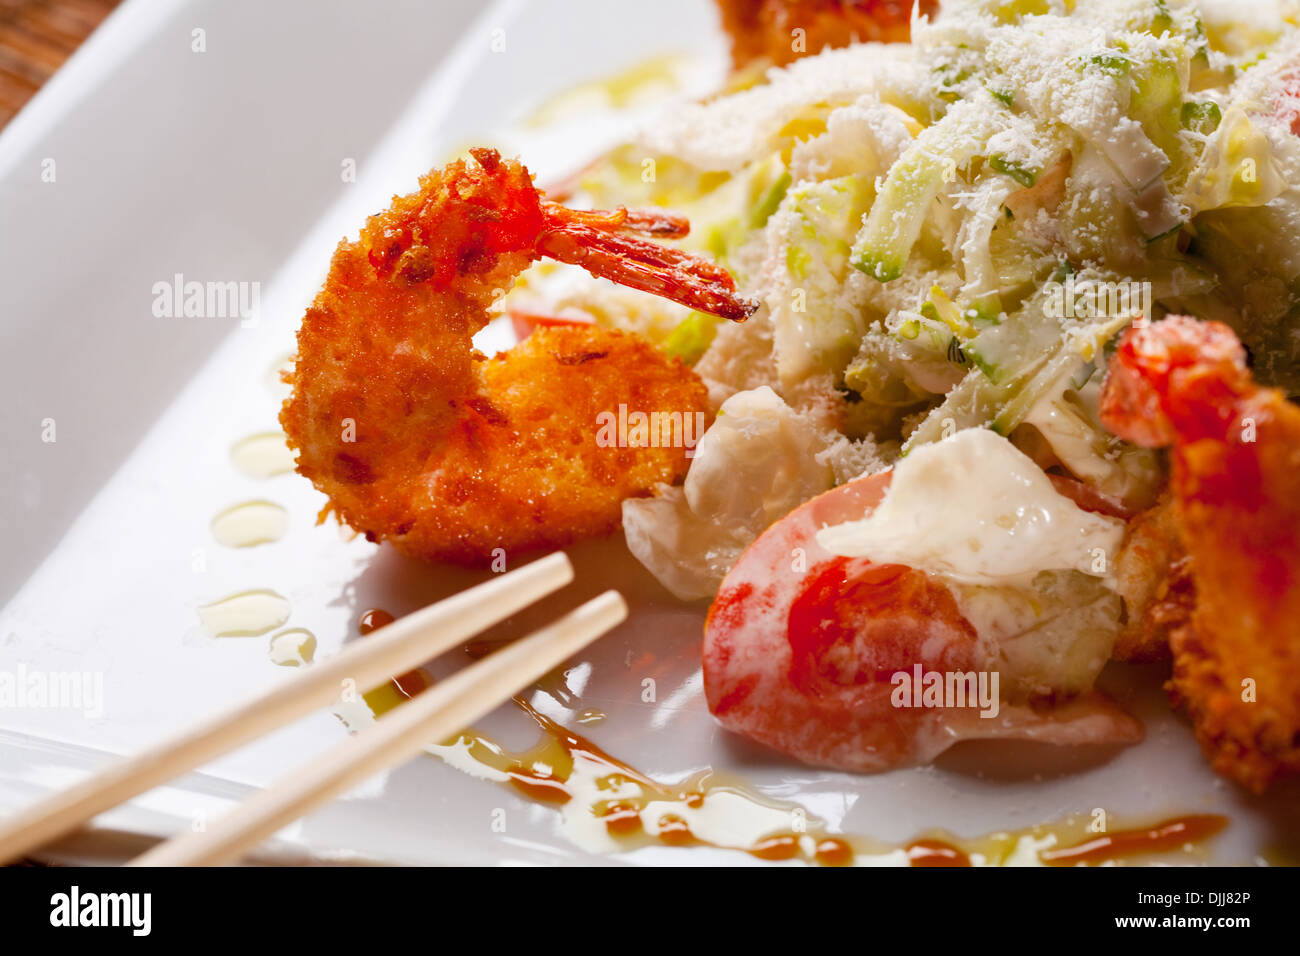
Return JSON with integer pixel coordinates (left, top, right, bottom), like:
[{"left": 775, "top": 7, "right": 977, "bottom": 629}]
[
  {"left": 210, "top": 500, "right": 288, "bottom": 547},
  {"left": 198, "top": 590, "right": 291, "bottom": 638}
]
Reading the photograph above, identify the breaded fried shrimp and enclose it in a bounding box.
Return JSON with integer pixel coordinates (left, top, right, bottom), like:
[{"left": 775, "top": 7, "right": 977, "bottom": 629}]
[
  {"left": 716, "top": 0, "right": 936, "bottom": 68},
  {"left": 281, "top": 148, "right": 754, "bottom": 564},
  {"left": 1101, "top": 316, "right": 1300, "bottom": 792}
]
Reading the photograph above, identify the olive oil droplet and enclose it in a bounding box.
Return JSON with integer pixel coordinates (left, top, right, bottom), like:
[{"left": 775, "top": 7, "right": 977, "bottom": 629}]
[
  {"left": 198, "top": 590, "right": 291, "bottom": 637},
  {"left": 230, "top": 432, "right": 295, "bottom": 479},
  {"left": 210, "top": 500, "right": 288, "bottom": 547},
  {"left": 269, "top": 628, "right": 316, "bottom": 666}
]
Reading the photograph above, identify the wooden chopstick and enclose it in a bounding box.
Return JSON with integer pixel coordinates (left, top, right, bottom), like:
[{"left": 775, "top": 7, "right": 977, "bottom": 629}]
[
  {"left": 130, "top": 589, "right": 627, "bottom": 866},
  {"left": 0, "top": 552, "right": 575, "bottom": 865}
]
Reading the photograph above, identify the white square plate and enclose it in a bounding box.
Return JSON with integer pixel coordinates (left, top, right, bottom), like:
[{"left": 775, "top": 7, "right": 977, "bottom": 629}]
[{"left": 1, "top": 0, "right": 1296, "bottom": 866}]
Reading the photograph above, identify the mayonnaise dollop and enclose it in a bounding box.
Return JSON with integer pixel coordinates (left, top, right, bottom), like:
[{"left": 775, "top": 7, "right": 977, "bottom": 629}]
[{"left": 815, "top": 428, "right": 1124, "bottom": 586}]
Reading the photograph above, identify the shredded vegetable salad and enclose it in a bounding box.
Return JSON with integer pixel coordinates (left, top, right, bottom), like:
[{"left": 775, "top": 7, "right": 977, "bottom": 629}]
[{"left": 505, "top": 0, "right": 1300, "bottom": 602}]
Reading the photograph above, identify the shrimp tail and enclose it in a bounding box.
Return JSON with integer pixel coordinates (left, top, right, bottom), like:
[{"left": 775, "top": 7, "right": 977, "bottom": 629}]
[
  {"left": 1098, "top": 315, "right": 1254, "bottom": 447},
  {"left": 539, "top": 203, "right": 759, "bottom": 322}
]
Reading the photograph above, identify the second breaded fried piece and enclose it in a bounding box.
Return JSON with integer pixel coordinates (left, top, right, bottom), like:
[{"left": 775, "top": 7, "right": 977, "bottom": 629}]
[
  {"left": 1101, "top": 316, "right": 1300, "bottom": 793},
  {"left": 716, "top": 0, "right": 935, "bottom": 68}
]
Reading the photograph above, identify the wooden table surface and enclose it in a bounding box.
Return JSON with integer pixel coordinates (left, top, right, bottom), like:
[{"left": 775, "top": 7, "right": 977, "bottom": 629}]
[{"left": 0, "top": 0, "right": 120, "bottom": 129}]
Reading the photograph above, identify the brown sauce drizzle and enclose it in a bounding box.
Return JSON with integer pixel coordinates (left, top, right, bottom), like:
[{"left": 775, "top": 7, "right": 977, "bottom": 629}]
[
  {"left": 657, "top": 814, "right": 695, "bottom": 846},
  {"left": 509, "top": 767, "right": 572, "bottom": 805},
  {"left": 499, "top": 701, "right": 1226, "bottom": 866},
  {"left": 1039, "top": 814, "right": 1227, "bottom": 866},
  {"left": 356, "top": 627, "right": 1230, "bottom": 867},
  {"left": 900, "top": 839, "right": 969, "bottom": 867},
  {"left": 750, "top": 833, "right": 802, "bottom": 861},
  {"left": 815, "top": 838, "right": 855, "bottom": 867},
  {"left": 359, "top": 608, "right": 395, "bottom": 634},
  {"left": 602, "top": 802, "right": 645, "bottom": 837},
  {"left": 358, "top": 609, "right": 429, "bottom": 700},
  {"left": 906, "top": 839, "right": 971, "bottom": 867},
  {"left": 488, "top": 701, "right": 896, "bottom": 866}
]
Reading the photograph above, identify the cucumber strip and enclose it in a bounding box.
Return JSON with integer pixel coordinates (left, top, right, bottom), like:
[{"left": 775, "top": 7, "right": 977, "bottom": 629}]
[
  {"left": 957, "top": 176, "right": 1017, "bottom": 312},
  {"left": 746, "top": 157, "right": 791, "bottom": 230},
  {"left": 988, "top": 87, "right": 1016, "bottom": 107},
  {"left": 962, "top": 284, "right": 1062, "bottom": 385},
  {"left": 990, "top": 315, "right": 1131, "bottom": 434},
  {"left": 1085, "top": 53, "right": 1131, "bottom": 78},
  {"left": 905, "top": 282, "right": 1131, "bottom": 453},
  {"left": 663, "top": 311, "right": 721, "bottom": 365},
  {"left": 850, "top": 101, "right": 1002, "bottom": 283},
  {"left": 1181, "top": 100, "right": 1221, "bottom": 135},
  {"left": 1131, "top": 50, "right": 1187, "bottom": 170},
  {"left": 989, "top": 154, "right": 1038, "bottom": 187}
]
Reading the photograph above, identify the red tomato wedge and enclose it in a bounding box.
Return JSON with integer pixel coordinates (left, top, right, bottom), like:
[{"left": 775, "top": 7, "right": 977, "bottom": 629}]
[{"left": 703, "top": 470, "right": 1144, "bottom": 773}]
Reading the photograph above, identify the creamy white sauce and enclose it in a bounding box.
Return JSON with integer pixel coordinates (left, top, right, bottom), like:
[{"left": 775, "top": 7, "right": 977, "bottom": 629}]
[{"left": 816, "top": 429, "right": 1124, "bottom": 587}]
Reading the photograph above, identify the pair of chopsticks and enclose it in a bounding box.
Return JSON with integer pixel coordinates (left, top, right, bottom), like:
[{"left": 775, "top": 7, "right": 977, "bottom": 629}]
[{"left": 0, "top": 552, "right": 624, "bottom": 866}]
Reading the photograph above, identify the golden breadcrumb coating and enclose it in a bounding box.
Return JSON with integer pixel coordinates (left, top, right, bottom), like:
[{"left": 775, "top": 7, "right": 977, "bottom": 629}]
[
  {"left": 716, "top": 0, "right": 935, "bottom": 68},
  {"left": 281, "top": 148, "right": 743, "bottom": 565},
  {"left": 1101, "top": 316, "right": 1300, "bottom": 792}
]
